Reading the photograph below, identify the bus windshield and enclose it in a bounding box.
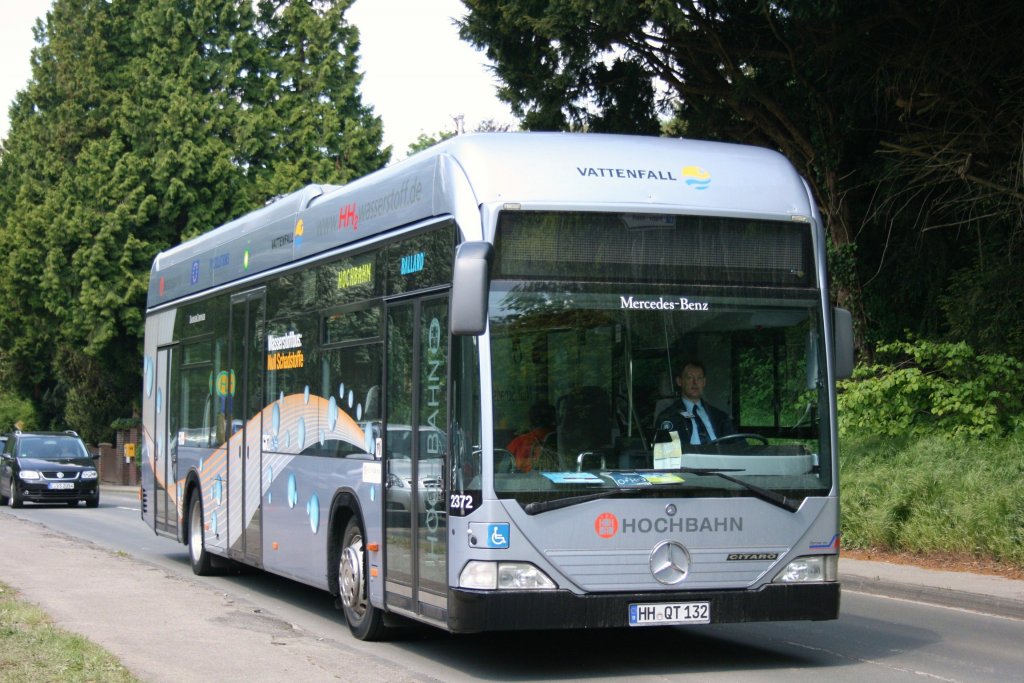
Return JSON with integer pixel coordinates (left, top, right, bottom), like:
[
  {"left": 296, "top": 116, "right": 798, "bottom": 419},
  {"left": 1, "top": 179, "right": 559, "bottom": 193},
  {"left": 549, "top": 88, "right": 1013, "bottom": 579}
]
[{"left": 487, "top": 211, "right": 832, "bottom": 509}]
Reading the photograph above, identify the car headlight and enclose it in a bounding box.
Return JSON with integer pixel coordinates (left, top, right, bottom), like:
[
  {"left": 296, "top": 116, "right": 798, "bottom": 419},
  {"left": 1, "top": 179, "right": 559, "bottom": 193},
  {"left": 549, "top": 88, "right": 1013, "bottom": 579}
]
[
  {"left": 459, "top": 561, "right": 556, "bottom": 590},
  {"left": 772, "top": 555, "right": 838, "bottom": 583},
  {"left": 81, "top": 470, "right": 98, "bottom": 480},
  {"left": 18, "top": 470, "right": 42, "bottom": 480}
]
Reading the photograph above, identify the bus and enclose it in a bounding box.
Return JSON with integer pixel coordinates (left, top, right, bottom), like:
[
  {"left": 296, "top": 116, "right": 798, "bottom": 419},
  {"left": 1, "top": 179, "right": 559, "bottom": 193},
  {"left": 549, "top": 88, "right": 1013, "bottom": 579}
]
[{"left": 140, "top": 132, "right": 854, "bottom": 639}]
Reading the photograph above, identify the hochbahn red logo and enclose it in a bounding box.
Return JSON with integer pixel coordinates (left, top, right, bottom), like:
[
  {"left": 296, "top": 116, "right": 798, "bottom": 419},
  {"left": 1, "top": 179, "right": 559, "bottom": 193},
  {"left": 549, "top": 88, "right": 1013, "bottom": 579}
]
[
  {"left": 338, "top": 202, "right": 359, "bottom": 230},
  {"left": 595, "top": 512, "right": 619, "bottom": 538}
]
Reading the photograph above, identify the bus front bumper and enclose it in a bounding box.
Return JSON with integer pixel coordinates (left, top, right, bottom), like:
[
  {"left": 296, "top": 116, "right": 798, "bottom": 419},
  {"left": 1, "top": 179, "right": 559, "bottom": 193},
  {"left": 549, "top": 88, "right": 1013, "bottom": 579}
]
[{"left": 447, "top": 581, "right": 840, "bottom": 633}]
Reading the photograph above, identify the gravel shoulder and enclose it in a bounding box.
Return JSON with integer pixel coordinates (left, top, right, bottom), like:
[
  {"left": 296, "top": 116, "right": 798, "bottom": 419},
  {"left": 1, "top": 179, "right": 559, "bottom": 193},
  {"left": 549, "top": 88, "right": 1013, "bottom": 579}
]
[{"left": 0, "top": 513, "right": 422, "bottom": 683}]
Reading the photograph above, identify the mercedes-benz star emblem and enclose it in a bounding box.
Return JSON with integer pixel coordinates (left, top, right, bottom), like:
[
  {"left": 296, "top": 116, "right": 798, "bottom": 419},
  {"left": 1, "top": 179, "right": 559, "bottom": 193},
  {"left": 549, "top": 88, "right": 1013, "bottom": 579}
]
[{"left": 650, "top": 540, "right": 690, "bottom": 584}]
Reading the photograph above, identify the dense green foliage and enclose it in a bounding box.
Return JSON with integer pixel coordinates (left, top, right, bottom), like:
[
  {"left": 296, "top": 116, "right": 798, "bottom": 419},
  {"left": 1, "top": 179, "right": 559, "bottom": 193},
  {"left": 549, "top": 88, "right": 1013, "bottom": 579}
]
[
  {"left": 0, "top": 0, "right": 388, "bottom": 442},
  {"left": 840, "top": 432, "right": 1024, "bottom": 566},
  {"left": 0, "top": 392, "right": 39, "bottom": 433},
  {"left": 459, "top": 0, "right": 1024, "bottom": 357},
  {"left": 838, "top": 339, "right": 1024, "bottom": 438},
  {"left": 839, "top": 338, "right": 1023, "bottom": 566}
]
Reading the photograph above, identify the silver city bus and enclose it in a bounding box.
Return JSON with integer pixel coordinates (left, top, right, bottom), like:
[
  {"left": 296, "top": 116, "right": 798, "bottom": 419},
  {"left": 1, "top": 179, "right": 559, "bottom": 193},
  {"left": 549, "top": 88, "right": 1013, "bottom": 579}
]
[{"left": 140, "top": 132, "right": 854, "bottom": 639}]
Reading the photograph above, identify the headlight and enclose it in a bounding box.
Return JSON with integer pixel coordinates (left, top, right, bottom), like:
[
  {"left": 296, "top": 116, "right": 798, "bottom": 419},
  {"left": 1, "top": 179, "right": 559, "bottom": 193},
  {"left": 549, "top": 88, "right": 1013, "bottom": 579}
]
[
  {"left": 81, "top": 470, "right": 98, "bottom": 480},
  {"left": 772, "top": 555, "right": 838, "bottom": 583},
  {"left": 18, "top": 470, "right": 41, "bottom": 480},
  {"left": 459, "top": 561, "right": 556, "bottom": 590}
]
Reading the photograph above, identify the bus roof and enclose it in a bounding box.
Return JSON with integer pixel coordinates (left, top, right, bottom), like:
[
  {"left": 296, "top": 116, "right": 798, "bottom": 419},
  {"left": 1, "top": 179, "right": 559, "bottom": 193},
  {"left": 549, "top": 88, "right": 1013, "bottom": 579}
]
[{"left": 147, "top": 132, "right": 815, "bottom": 309}]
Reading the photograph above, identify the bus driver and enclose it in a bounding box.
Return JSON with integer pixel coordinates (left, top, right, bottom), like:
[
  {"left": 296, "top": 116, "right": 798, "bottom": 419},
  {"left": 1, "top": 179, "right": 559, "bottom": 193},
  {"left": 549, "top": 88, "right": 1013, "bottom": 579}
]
[{"left": 655, "top": 360, "right": 735, "bottom": 445}]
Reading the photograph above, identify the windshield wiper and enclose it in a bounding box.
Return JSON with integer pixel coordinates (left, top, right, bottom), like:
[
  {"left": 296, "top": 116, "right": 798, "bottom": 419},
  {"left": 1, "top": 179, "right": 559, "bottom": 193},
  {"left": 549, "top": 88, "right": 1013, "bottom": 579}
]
[
  {"left": 521, "top": 468, "right": 803, "bottom": 515},
  {"left": 523, "top": 486, "right": 653, "bottom": 515},
  {"left": 678, "top": 467, "right": 803, "bottom": 513}
]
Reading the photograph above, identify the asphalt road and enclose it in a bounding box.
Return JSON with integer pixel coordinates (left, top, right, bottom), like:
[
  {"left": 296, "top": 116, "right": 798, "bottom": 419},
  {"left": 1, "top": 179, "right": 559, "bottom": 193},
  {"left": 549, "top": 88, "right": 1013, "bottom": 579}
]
[{"left": 2, "top": 488, "right": 1022, "bottom": 682}]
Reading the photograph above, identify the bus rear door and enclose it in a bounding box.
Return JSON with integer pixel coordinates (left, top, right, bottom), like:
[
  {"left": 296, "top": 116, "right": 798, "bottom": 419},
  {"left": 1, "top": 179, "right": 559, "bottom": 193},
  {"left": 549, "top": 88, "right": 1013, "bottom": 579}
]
[
  {"left": 153, "top": 345, "right": 177, "bottom": 537},
  {"left": 228, "top": 289, "right": 266, "bottom": 566}
]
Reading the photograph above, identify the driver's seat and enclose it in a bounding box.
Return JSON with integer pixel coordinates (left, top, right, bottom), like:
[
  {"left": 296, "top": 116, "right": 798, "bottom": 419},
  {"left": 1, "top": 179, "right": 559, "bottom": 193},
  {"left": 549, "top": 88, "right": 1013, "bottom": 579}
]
[
  {"left": 652, "top": 371, "right": 678, "bottom": 428},
  {"left": 557, "top": 386, "right": 611, "bottom": 455}
]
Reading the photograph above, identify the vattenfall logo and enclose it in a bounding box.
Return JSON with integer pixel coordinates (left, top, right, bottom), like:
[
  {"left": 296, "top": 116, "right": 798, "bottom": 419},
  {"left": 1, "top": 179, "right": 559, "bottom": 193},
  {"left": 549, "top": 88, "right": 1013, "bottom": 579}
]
[
  {"left": 681, "top": 165, "right": 711, "bottom": 190},
  {"left": 576, "top": 164, "right": 712, "bottom": 190}
]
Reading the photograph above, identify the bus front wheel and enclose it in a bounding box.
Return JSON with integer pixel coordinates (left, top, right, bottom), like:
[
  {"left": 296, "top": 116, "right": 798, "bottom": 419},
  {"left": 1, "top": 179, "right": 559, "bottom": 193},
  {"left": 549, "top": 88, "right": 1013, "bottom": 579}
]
[{"left": 338, "top": 517, "right": 386, "bottom": 641}]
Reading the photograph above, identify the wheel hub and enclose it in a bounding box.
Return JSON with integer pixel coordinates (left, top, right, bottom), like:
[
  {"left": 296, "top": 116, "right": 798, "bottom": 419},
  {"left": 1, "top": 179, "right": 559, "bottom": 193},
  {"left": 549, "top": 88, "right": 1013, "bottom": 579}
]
[
  {"left": 190, "top": 501, "right": 203, "bottom": 561},
  {"left": 340, "top": 543, "right": 365, "bottom": 612}
]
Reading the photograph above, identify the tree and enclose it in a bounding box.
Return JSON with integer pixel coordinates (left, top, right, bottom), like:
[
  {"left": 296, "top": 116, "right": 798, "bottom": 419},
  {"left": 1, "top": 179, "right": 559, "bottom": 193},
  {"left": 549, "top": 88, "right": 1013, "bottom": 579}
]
[
  {"left": 0, "top": 383, "right": 40, "bottom": 433},
  {"left": 252, "top": 0, "right": 389, "bottom": 198},
  {"left": 0, "top": 0, "right": 388, "bottom": 441},
  {"left": 459, "top": 1, "right": 1024, "bottom": 358},
  {"left": 857, "top": 2, "right": 1024, "bottom": 355},
  {"left": 407, "top": 130, "right": 457, "bottom": 157}
]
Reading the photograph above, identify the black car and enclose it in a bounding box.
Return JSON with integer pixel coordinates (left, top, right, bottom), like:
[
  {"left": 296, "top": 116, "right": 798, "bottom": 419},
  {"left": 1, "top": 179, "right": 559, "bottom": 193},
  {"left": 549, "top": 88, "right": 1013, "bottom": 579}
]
[{"left": 0, "top": 431, "right": 100, "bottom": 508}]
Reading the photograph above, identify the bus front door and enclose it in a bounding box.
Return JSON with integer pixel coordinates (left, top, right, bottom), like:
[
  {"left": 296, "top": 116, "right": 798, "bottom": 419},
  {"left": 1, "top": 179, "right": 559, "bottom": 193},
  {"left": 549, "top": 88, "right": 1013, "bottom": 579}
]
[
  {"left": 384, "top": 296, "right": 450, "bottom": 624},
  {"left": 228, "top": 289, "right": 266, "bottom": 566}
]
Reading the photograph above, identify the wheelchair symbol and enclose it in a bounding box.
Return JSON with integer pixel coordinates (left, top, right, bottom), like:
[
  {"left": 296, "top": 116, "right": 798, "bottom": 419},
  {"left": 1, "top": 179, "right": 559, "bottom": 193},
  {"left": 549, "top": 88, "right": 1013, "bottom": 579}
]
[{"left": 488, "top": 524, "right": 510, "bottom": 548}]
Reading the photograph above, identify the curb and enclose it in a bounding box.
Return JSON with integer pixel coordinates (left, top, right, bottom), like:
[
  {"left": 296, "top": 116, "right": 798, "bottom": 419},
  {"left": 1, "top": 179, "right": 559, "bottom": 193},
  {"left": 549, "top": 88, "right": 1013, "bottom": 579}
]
[
  {"left": 841, "top": 571, "right": 1024, "bottom": 620},
  {"left": 100, "top": 484, "right": 140, "bottom": 493}
]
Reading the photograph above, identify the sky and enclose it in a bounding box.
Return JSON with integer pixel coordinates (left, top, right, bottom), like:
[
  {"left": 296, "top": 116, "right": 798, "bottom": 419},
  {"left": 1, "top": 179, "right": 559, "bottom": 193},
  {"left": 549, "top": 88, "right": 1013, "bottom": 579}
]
[{"left": 0, "top": 0, "right": 515, "bottom": 158}]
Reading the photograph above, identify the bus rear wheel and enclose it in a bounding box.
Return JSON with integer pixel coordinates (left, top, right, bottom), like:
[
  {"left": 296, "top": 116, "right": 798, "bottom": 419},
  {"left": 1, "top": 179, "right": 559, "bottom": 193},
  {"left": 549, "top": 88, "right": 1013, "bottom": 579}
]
[
  {"left": 338, "top": 517, "right": 386, "bottom": 641},
  {"left": 188, "top": 493, "right": 214, "bottom": 576}
]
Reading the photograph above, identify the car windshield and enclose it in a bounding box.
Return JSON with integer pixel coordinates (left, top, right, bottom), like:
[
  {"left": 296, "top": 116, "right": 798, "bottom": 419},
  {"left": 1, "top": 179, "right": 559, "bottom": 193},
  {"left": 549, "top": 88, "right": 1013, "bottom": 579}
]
[
  {"left": 17, "top": 436, "right": 89, "bottom": 460},
  {"left": 484, "top": 210, "right": 832, "bottom": 509}
]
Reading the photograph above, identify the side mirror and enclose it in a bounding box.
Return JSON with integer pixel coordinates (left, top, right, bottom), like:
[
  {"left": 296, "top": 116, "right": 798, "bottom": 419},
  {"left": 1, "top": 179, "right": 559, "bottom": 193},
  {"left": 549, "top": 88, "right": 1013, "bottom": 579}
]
[
  {"left": 833, "top": 307, "right": 855, "bottom": 380},
  {"left": 450, "top": 241, "right": 494, "bottom": 336}
]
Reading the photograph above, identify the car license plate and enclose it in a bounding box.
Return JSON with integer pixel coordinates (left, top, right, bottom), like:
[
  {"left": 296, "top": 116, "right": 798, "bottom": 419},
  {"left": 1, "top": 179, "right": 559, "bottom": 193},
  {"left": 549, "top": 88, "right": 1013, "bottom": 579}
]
[
  {"left": 48, "top": 482, "right": 75, "bottom": 490},
  {"left": 629, "top": 601, "right": 710, "bottom": 626}
]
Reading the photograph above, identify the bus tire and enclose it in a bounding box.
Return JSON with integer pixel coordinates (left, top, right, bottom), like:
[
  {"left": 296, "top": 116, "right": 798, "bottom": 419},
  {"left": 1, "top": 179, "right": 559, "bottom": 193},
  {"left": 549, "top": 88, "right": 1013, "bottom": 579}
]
[
  {"left": 188, "top": 492, "right": 214, "bottom": 576},
  {"left": 338, "top": 517, "right": 386, "bottom": 641}
]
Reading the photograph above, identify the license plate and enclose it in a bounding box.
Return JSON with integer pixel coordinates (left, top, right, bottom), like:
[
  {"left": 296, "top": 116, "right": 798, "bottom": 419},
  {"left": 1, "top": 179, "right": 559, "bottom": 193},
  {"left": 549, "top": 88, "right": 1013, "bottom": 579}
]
[
  {"left": 48, "top": 482, "right": 75, "bottom": 490},
  {"left": 629, "top": 601, "right": 710, "bottom": 626}
]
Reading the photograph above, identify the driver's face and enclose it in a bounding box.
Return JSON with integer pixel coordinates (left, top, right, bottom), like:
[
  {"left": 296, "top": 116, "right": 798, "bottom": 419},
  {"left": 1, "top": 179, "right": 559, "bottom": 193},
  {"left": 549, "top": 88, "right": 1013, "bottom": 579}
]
[{"left": 677, "top": 365, "right": 706, "bottom": 402}]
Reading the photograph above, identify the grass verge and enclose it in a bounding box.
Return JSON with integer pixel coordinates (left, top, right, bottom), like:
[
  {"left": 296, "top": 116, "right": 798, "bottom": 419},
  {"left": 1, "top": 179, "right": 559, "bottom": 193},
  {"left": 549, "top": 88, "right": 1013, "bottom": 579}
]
[
  {"left": 0, "top": 580, "right": 139, "bottom": 683},
  {"left": 840, "top": 430, "right": 1024, "bottom": 569}
]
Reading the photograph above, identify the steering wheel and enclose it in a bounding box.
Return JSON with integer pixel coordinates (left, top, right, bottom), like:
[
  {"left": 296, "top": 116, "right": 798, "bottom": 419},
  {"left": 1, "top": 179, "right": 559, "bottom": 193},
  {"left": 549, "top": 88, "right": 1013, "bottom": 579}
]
[
  {"left": 493, "top": 448, "right": 517, "bottom": 474},
  {"left": 707, "top": 433, "right": 769, "bottom": 446}
]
